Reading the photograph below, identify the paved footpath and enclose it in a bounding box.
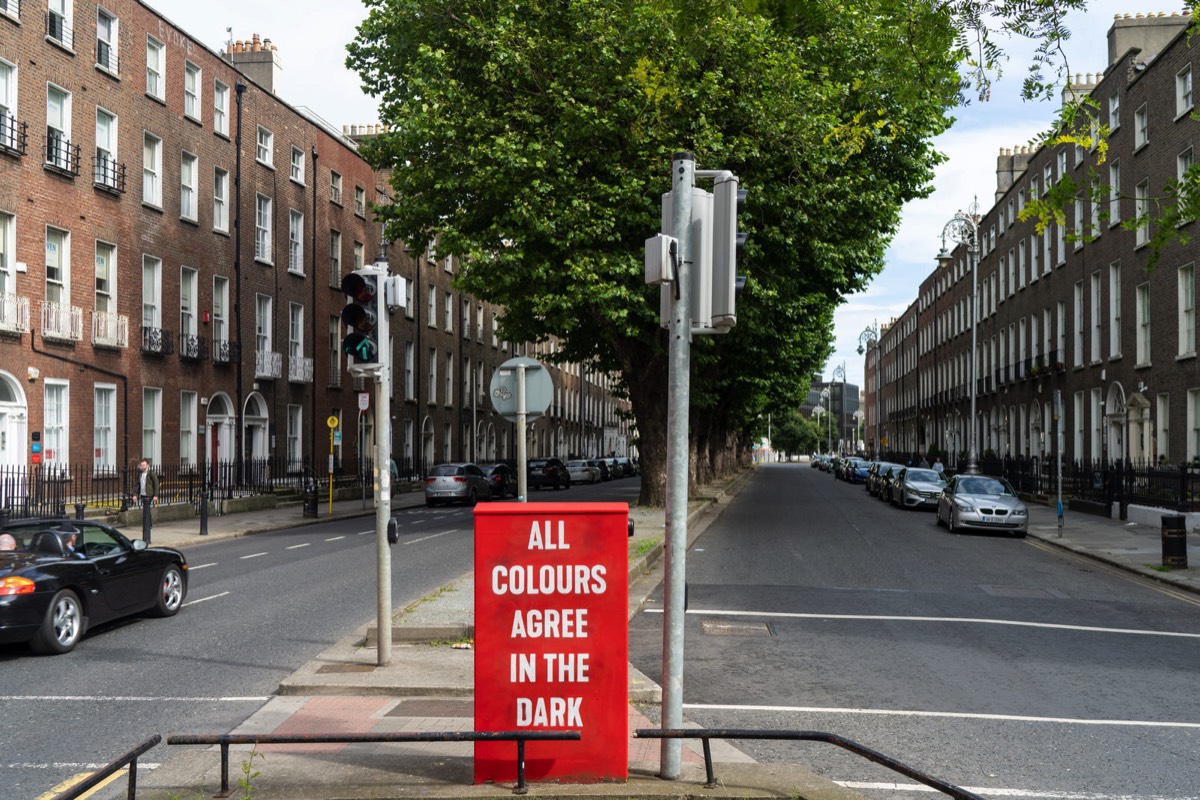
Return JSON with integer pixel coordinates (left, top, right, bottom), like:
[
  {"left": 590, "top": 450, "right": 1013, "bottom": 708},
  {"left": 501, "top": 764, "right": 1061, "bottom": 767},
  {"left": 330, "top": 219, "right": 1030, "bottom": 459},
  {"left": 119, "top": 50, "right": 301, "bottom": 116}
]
[{"left": 109, "top": 472, "right": 1200, "bottom": 800}]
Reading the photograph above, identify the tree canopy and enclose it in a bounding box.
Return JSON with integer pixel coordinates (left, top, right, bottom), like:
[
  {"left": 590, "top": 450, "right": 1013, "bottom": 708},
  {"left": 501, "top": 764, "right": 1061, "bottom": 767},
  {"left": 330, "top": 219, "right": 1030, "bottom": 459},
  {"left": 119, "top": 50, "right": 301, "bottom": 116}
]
[{"left": 348, "top": 0, "right": 962, "bottom": 503}]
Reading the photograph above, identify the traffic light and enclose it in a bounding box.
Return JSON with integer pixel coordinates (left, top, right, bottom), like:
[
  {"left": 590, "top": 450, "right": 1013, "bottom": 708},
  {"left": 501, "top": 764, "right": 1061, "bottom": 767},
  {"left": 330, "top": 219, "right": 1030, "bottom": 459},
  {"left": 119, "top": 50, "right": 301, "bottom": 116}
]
[
  {"left": 712, "top": 174, "right": 746, "bottom": 330},
  {"left": 341, "top": 267, "right": 383, "bottom": 373}
]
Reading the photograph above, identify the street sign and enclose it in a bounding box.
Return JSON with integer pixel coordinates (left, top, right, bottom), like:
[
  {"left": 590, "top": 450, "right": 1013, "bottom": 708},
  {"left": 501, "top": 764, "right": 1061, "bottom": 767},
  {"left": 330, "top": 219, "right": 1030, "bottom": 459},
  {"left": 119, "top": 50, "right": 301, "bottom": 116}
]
[
  {"left": 326, "top": 416, "right": 339, "bottom": 429},
  {"left": 358, "top": 392, "right": 370, "bottom": 411},
  {"left": 490, "top": 357, "right": 552, "bottom": 422}
]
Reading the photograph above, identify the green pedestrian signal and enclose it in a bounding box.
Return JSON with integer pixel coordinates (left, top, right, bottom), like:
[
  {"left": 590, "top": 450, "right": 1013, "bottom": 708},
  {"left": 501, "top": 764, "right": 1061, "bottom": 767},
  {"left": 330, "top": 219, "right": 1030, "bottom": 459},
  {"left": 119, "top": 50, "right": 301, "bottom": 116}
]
[{"left": 341, "top": 269, "right": 383, "bottom": 372}]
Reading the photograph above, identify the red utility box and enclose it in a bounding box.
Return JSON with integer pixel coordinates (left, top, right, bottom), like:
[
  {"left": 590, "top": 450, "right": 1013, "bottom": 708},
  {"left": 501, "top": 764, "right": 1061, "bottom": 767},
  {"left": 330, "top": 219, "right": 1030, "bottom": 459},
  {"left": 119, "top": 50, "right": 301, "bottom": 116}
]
[{"left": 473, "top": 502, "right": 629, "bottom": 783}]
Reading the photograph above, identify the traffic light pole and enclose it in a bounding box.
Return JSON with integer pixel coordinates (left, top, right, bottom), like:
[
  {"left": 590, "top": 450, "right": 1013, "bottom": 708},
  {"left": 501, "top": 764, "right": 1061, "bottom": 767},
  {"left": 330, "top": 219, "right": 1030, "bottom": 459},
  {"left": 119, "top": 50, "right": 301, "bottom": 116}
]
[
  {"left": 375, "top": 354, "right": 393, "bottom": 666},
  {"left": 660, "top": 152, "right": 694, "bottom": 780}
]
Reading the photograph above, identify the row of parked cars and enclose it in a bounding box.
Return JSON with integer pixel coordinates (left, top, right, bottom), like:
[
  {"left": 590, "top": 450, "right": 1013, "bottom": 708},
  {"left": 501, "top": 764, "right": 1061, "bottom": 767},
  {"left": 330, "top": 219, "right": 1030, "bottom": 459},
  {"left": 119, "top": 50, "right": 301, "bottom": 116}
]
[
  {"left": 424, "top": 456, "right": 639, "bottom": 506},
  {"left": 812, "top": 454, "right": 1029, "bottom": 537}
]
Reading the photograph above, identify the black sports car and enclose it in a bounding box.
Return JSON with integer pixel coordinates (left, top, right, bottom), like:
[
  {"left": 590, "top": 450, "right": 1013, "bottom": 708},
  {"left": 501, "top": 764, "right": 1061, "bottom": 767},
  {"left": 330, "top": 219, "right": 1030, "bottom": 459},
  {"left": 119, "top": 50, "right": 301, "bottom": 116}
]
[{"left": 0, "top": 519, "right": 188, "bottom": 654}]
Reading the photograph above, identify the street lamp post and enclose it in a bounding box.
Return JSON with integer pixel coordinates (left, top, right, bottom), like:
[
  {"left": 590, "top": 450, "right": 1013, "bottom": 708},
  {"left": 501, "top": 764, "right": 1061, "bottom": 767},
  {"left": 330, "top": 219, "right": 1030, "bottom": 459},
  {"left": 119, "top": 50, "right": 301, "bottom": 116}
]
[
  {"left": 853, "top": 408, "right": 865, "bottom": 453},
  {"left": 832, "top": 362, "right": 846, "bottom": 454},
  {"left": 820, "top": 386, "right": 832, "bottom": 454},
  {"left": 811, "top": 404, "right": 825, "bottom": 454},
  {"left": 858, "top": 322, "right": 880, "bottom": 460},
  {"left": 937, "top": 197, "right": 981, "bottom": 475}
]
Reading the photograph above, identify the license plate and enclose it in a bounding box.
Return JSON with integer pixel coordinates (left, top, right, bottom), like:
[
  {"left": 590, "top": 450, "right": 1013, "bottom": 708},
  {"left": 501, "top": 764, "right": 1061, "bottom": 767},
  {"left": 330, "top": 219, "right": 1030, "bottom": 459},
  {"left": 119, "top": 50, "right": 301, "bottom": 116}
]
[{"left": 981, "top": 516, "right": 991, "bottom": 523}]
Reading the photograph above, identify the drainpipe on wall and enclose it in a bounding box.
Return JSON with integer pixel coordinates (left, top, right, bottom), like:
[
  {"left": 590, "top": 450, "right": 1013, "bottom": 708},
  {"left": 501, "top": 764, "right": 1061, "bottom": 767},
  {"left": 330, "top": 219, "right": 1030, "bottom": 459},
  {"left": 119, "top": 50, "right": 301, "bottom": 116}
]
[{"left": 234, "top": 82, "right": 246, "bottom": 484}]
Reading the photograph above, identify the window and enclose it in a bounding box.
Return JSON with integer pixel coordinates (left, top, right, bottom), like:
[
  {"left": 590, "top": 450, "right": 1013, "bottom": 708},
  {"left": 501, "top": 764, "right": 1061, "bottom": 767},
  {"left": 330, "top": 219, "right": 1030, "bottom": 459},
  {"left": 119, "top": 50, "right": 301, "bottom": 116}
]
[
  {"left": 287, "top": 405, "right": 302, "bottom": 465},
  {"left": 404, "top": 342, "right": 414, "bottom": 399},
  {"left": 427, "top": 285, "right": 436, "bottom": 327},
  {"left": 0, "top": 59, "right": 16, "bottom": 153},
  {"left": 184, "top": 62, "right": 201, "bottom": 121},
  {"left": 180, "top": 266, "right": 198, "bottom": 345},
  {"left": 444, "top": 291, "right": 453, "bottom": 332},
  {"left": 1043, "top": 164, "right": 1053, "bottom": 193},
  {"left": 45, "top": 226, "right": 68, "bottom": 306},
  {"left": 1157, "top": 394, "right": 1170, "bottom": 463},
  {"left": 289, "top": 302, "right": 304, "bottom": 362},
  {"left": 256, "top": 294, "right": 273, "bottom": 358},
  {"left": 213, "top": 276, "right": 229, "bottom": 354},
  {"left": 1134, "top": 104, "right": 1148, "bottom": 149},
  {"left": 47, "top": 0, "right": 72, "bottom": 49},
  {"left": 142, "top": 133, "right": 161, "bottom": 206},
  {"left": 1090, "top": 271, "right": 1101, "bottom": 363},
  {"left": 1073, "top": 194, "right": 1085, "bottom": 249},
  {"left": 213, "top": 168, "right": 229, "bottom": 232},
  {"left": 142, "top": 387, "right": 161, "bottom": 464},
  {"left": 404, "top": 277, "right": 414, "bottom": 320},
  {"left": 428, "top": 347, "right": 438, "bottom": 403},
  {"left": 328, "top": 230, "right": 341, "bottom": 286},
  {"left": 213, "top": 80, "right": 229, "bottom": 136},
  {"left": 1109, "top": 262, "right": 1121, "bottom": 358},
  {"left": 146, "top": 36, "right": 165, "bottom": 100},
  {"left": 1108, "top": 161, "right": 1120, "bottom": 226},
  {"left": 288, "top": 210, "right": 304, "bottom": 273},
  {"left": 1057, "top": 301, "right": 1066, "bottom": 360},
  {"left": 354, "top": 186, "right": 365, "bottom": 216},
  {"left": 327, "top": 316, "right": 341, "bottom": 388},
  {"left": 180, "top": 151, "right": 198, "bottom": 221},
  {"left": 1180, "top": 148, "right": 1196, "bottom": 224},
  {"left": 290, "top": 146, "right": 304, "bottom": 184},
  {"left": 94, "top": 384, "right": 116, "bottom": 471},
  {"left": 255, "top": 194, "right": 272, "bottom": 262},
  {"left": 180, "top": 391, "right": 197, "bottom": 468},
  {"left": 462, "top": 298, "right": 470, "bottom": 338},
  {"left": 1177, "top": 65, "right": 1193, "bottom": 118},
  {"left": 445, "top": 352, "right": 454, "bottom": 406},
  {"left": 1136, "top": 283, "right": 1151, "bottom": 365},
  {"left": 142, "top": 254, "right": 161, "bottom": 331},
  {"left": 1073, "top": 281, "right": 1083, "bottom": 367},
  {"left": 46, "top": 84, "right": 73, "bottom": 172},
  {"left": 1180, "top": 263, "right": 1196, "bottom": 357},
  {"left": 256, "top": 126, "right": 273, "bottom": 166},
  {"left": 94, "top": 240, "right": 115, "bottom": 313},
  {"left": 95, "top": 107, "right": 118, "bottom": 188},
  {"left": 1135, "top": 179, "right": 1150, "bottom": 247},
  {"left": 96, "top": 8, "right": 118, "bottom": 73},
  {"left": 1108, "top": 94, "right": 1120, "bottom": 130},
  {"left": 45, "top": 381, "right": 69, "bottom": 467},
  {"left": 330, "top": 171, "right": 342, "bottom": 204},
  {"left": 1057, "top": 150, "right": 1067, "bottom": 180},
  {"left": 353, "top": 241, "right": 364, "bottom": 270}
]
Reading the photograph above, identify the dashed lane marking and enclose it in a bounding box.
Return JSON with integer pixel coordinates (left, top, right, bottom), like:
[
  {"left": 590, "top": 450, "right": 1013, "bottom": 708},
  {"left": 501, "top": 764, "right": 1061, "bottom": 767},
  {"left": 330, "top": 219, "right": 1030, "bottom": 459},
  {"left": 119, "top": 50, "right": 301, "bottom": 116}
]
[
  {"left": 182, "top": 591, "right": 229, "bottom": 607},
  {"left": 239, "top": 552, "right": 267, "bottom": 560},
  {"left": 285, "top": 543, "right": 310, "bottom": 550}
]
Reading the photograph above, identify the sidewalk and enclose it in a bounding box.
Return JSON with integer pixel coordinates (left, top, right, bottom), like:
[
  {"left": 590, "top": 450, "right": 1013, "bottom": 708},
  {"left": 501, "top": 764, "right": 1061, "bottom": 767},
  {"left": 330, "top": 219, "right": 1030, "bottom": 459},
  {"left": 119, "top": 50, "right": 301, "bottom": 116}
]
[{"left": 123, "top": 473, "right": 1200, "bottom": 800}]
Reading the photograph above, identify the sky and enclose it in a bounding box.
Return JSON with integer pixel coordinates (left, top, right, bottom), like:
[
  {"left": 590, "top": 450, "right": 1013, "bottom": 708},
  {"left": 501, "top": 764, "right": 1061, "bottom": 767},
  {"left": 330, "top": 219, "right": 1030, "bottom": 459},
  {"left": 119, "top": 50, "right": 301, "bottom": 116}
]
[{"left": 156, "top": 0, "right": 1154, "bottom": 390}]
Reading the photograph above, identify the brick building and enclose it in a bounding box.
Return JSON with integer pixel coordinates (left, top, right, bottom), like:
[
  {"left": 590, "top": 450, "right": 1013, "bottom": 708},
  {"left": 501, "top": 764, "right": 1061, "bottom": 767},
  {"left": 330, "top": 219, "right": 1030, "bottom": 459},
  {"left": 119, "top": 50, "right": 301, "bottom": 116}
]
[
  {"left": 0, "top": 0, "right": 632, "bottom": 497},
  {"left": 869, "top": 11, "right": 1196, "bottom": 469}
]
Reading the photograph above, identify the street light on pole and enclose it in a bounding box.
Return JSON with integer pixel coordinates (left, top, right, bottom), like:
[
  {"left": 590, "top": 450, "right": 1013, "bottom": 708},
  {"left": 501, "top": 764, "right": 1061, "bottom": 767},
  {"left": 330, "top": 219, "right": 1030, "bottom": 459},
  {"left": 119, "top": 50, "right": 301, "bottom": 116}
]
[
  {"left": 832, "top": 362, "right": 846, "bottom": 454},
  {"left": 858, "top": 322, "right": 879, "bottom": 459},
  {"left": 820, "top": 386, "right": 831, "bottom": 454},
  {"left": 937, "top": 197, "right": 981, "bottom": 475},
  {"left": 853, "top": 408, "right": 865, "bottom": 453}
]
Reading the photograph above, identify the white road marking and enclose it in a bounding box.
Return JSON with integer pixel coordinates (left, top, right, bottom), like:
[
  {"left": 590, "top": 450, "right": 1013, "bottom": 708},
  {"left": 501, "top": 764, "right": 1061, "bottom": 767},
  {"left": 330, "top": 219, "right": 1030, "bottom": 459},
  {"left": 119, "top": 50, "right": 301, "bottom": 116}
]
[
  {"left": 645, "top": 608, "right": 1200, "bottom": 639},
  {"left": 324, "top": 536, "right": 345, "bottom": 542},
  {"left": 838, "top": 781, "right": 1200, "bottom": 800},
  {"left": 404, "top": 530, "right": 457, "bottom": 545},
  {"left": 182, "top": 591, "right": 229, "bottom": 607},
  {"left": 11, "top": 761, "right": 161, "bottom": 770},
  {"left": 0, "top": 695, "right": 268, "bottom": 702},
  {"left": 684, "top": 703, "right": 1200, "bottom": 729},
  {"left": 187, "top": 562, "right": 217, "bottom": 570},
  {"left": 285, "top": 543, "right": 310, "bottom": 550},
  {"left": 239, "top": 552, "right": 267, "bottom": 560}
]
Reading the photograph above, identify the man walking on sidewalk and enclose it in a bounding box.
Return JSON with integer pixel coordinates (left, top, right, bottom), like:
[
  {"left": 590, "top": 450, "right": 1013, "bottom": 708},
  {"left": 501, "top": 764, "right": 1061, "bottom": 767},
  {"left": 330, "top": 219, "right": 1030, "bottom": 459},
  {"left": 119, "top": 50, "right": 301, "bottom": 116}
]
[{"left": 138, "top": 458, "right": 159, "bottom": 543}]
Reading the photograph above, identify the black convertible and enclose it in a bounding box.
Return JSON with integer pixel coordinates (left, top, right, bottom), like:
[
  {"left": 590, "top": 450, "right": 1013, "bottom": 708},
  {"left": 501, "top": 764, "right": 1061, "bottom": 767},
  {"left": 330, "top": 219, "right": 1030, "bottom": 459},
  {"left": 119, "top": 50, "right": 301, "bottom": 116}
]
[{"left": 0, "top": 519, "right": 187, "bottom": 654}]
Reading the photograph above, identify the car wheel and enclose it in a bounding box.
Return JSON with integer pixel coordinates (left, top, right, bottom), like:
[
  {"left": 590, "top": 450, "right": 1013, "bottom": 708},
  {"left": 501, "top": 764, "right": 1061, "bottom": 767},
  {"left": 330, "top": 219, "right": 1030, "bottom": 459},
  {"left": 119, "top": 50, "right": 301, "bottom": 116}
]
[
  {"left": 935, "top": 506, "right": 946, "bottom": 528},
  {"left": 31, "top": 590, "right": 83, "bottom": 655},
  {"left": 153, "top": 565, "right": 186, "bottom": 617},
  {"left": 947, "top": 509, "right": 959, "bottom": 533},
  {"left": 467, "top": 488, "right": 478, "bottom": 506}
]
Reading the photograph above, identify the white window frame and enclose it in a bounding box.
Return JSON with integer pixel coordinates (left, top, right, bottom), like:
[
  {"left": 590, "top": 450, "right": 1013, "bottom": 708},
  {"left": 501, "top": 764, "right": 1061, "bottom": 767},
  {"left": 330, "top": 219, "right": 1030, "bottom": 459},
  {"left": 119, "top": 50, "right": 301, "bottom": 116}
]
[
  {"left": 213, "top": 80, "right": 229, "bottom": 137},
  {"left": 428, "top": 347, "right": 438, "bottom": 403},
  {"left": 213, "top": 275, "right": 229, "bottom": 347},
  {"left": 180, "top": 151, "right": 198, "bottom": 222},
  {"left": 94, "top": 383, "right": 116, "bottom": 471},
  {"left": 289, "top": 302, "right": 304, "bottom": 361},
  {"left": 1108, "top": 160, "right": 1120, "bottom": 226},
  {"left": 287, "top": 404, "right": 303, "bottom": 465},
  {"left": 142, "top": 132, "right": 161, "bottom": 206},
  {"left": 329, "top": 230, "right": 341, "bottom": 286},
  {"left": 180, "top": 390, "right": 197, "bottom": 469},
  {"left": 1177, "top": 65, "right": 1193, "bottom": 119},
  {"left": 256, "top": 294, "right": 273, "bottom": 356},
  {"left": 145, "top": 36, "right": 165, "bottom": 101},
  {"left": 354, "top": 186, "right": 365, "bottom": 217},
  {"left": 184, "top": 61, "right": 201, "bottom": 121},
  {"left": 1136, "top": 282, "right": 1151, "bottom": 366},
  {"left": 1180, "top": 263, "right": 1196, "bottom": 358},
  {"left": 1090, "top": 271, "right": 1101, "bottom": 363},
  {"left": 45, "top": 225, "right": 69, "bottom": 305},
  {"left": 353, "top": 241, "right": 363, "bottom": 270},
  {"left": 0, "top": 59, "right": 16, "bottom": 154},
  {"left": 47, "top": 0, "right": 73, "bottom": 50},
  {"left": 288, "top": 209, "right": 304, "bottom": 274},
  {"left": 1108, "top": 262, "right": 1121, "bottom": 359},
  {"left": 256, "top": 125, "right": 273, "bottom": 167},
  {"left": 1073, "top": 281, "right": 1084, "bottom": 367},
  {"left": 45, "top": 379, "right": 70, "bottom": 467},
  {"left": 45, "top": 83, "right": 72, "bottom": 172},
  {"left": 255, "top": 193, "right": 273, "bottom": 263},
  {"left": 95, "top": 106, "right": 118, "bottom": 188},
  {"left": 96, "top": 7, "right": 118, "bottom": 74},
  {"left": 290, "top": 146, "right": 304, "bottom": 184},
  {"left": 1134, "top": 104, "right": 1148, "bottom": 150},
  {"left": 330, "top": 171, "right": 342, "bottom": 204},
  {"left": 142, "top": 386, "right": 161, "bottom": 465},
  {"left": 142, "top": 254, "right": 161, "bottom": 331},
  {"left": 180, "top": 265, "right": 197, "bottom": 338},
  {"left": 1108, "top": 94, "right": 1120, "bottom": 130},
  {"left": 213, "top": 168, "right": 229, "bottom": 232},
  {"left": 1135, "top": 179, "right": 1150, "bottom": 247},
  {"left": 94, "top": 239, "right": 115, "bottom": 314}
]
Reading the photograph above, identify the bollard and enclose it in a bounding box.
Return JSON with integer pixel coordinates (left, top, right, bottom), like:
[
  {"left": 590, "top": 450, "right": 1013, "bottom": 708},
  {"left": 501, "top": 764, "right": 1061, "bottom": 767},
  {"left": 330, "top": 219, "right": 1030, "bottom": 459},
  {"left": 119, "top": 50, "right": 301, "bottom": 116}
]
[
  {"left": 199, "top": 487, "right": 209, "bottom": 535},
  {"left": 1162, "top": 515, "right": 1187, "bottom": 568},
  {"left": 142, "top": 499, "right": 152, "bottom": 544},
  {"left": 75, "top": 502, "right": 86, "bottom": 520}
]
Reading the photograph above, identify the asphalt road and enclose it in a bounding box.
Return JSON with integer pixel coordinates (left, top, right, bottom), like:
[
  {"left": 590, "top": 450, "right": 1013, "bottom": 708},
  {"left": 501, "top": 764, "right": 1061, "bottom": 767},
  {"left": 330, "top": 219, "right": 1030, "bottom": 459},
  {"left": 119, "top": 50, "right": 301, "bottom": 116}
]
[
  {"left": 630, "top": 463, "right": 1200, "bottom": 800},
  {"left": 2, "top": 477, "right": 638, "bottom": 799}
]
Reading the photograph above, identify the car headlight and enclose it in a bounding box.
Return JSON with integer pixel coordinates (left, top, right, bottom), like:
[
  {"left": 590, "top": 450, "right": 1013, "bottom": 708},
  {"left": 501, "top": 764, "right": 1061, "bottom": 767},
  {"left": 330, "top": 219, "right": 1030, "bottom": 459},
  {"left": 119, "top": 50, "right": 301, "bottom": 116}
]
[
  {"left": 953, "top": 498, "right": 975, "bottom": 512},
  {"left": 1012, "top": 507, "right": 1028, "bottom": 517}
]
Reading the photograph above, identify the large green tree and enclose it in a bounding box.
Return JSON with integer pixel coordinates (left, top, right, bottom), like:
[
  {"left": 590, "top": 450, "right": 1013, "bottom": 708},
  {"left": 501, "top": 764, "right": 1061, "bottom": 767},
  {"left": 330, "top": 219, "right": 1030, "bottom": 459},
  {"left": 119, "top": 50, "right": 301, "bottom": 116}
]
[{"left": 348, "top": 0, "right": 961, "bottom": 504}]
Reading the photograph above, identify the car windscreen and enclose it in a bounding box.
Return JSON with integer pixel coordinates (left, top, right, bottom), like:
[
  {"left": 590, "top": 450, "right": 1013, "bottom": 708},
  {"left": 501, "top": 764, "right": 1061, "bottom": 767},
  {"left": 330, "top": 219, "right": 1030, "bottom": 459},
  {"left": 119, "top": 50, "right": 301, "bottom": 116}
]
[
  {"left": 430, "top": 465, "right": 462, "bottom": 476},
  {"left": 961, "top": 478, "right": 1010, "bottom": 495},
  {"left": 906, "top": 470, "right": 943, "bottom": 483}
]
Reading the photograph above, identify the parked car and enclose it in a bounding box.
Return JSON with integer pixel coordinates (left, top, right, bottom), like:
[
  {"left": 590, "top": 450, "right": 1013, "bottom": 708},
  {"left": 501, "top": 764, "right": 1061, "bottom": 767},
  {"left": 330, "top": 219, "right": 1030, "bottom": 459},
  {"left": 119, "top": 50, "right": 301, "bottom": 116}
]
[
  {"left": 876, "top": 464, "right": 904, "bottom": 500},
  {"left": 424, "top": 462, "right": 492, "bottom": 506},
  {"left": 527, "top": 458, "right": 571, "bottom": 490},
  {"left": 866, "top": 462, "right": 902, "bottom": 497},
  {"left": 588, "top": 459, "right": 612, "bottom": 481},
  {"left": 0, "top": 519, "right": 187, "bottom": 654},
  {"left": 936, "top": 474, "right": 1028, "bottom": 537},
  {"left": 480, "top": 463, "right": 518, "bottom": 499},
  {"left": 613, "top": 457, "right": 635, "bottom": 477},
  {"left": 838, "top": 457, "right": 866, "bottom": 481},
  {"left": 889, "top": 467, "right": 947, "bottom": 509},
  {"left": 847, "top": 459, "right": 870, "bottom": 484},
  {"left": 566, "top": 460, "right": 601, "bottom": 484}
]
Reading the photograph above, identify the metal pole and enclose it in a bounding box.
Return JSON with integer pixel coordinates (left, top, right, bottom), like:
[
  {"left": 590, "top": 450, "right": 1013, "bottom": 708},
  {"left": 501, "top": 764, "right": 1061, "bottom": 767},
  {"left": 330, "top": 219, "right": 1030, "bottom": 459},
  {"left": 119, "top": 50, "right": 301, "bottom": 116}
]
[
  {"left": 661, "top": 151, "right": 694, "bottom": 780},
  {"left": 516, "top": 364, "right": 528, "bottom": 501},
  {"left": 1055, "top": 389, "right": 1064, "bottom": 537},
  {"left": 375, "top": 266, "right": 393, "bottom": 667}
]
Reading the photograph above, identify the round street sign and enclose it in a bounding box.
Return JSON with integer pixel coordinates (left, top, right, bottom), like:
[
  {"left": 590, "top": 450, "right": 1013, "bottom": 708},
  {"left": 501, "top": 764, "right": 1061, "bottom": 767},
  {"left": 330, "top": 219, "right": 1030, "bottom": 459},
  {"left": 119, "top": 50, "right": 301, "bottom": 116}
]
[
  {"left": 490, "top": 357, "right": 553, "bottom": 422},
  {"left": 326, "top": 416, "right": 339, "bottom": 429}
]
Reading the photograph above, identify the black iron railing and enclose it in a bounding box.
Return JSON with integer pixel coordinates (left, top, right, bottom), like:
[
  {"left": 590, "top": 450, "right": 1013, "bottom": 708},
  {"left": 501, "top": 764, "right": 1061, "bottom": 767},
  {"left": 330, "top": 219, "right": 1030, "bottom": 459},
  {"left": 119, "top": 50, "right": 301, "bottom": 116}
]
[{"left": 48, "top": 735, "right": 159, "bottom": 800}]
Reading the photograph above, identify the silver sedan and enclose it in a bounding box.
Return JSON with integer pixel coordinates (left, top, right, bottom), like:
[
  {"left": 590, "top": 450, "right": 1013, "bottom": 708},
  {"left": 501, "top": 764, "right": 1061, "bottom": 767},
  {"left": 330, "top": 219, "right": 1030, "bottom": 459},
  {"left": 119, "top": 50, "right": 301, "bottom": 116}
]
[
  {"left": 423, "top": 463, "right": 492, "bottom": 507},
  {"left": 566, "top": 460, "right": 601, "bottom": 484},
  {"left": 890, "top": 468, "right": 947, "bottom": 509},
  {"left": 936, "top": 474, "right": 1028, "bottom": 537}
]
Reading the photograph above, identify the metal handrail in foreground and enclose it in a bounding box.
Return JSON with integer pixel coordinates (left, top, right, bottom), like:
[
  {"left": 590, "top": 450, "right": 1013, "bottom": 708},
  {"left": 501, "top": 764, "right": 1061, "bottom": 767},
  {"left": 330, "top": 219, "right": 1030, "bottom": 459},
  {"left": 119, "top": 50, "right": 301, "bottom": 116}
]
[
  {"left": 635, "top": 728, "right": 987, "bottom": 800},
  {"left": 49, "top": 734, "right": 161, "bottom": 800},
  {"left": 168, "top": 729, "right": 580, "bottom": 796}
]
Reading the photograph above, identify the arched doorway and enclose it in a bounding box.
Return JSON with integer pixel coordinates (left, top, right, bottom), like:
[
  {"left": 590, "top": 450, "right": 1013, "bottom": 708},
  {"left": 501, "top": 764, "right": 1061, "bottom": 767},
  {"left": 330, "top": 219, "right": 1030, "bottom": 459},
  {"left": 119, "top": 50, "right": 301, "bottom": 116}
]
[
  {"left": 1105, "top": 382, "right": 1128, "bottom": 462},
  {"left": 1125, "top": 390, "right": 1151, "bottom": 462},
  {"left": 0, "top": 371, "right": 29, "bottom": 472},
  {"left": 205, "top": 393, "right": 236, "bottom": 483},
  {"left": 243, "top": 392, "right": 270, "bottom": 484}
]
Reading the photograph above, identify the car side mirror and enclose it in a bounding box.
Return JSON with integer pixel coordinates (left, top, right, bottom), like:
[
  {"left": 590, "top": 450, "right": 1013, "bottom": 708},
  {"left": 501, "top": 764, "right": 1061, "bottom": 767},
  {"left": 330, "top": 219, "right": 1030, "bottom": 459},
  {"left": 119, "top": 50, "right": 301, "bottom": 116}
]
[{"left": 132, "top": 539, "right": 148, "bottom": 551}]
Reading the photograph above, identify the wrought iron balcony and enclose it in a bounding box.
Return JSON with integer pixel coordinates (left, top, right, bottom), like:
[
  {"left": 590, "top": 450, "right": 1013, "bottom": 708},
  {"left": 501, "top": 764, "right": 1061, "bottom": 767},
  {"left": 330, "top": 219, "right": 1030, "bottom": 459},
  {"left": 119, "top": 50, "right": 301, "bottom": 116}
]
[
  {"left": 0, "top": 113, "right": 27, "bottom": 157},
  {"left": 212, "top": 339, "right": 239, "bottom": 365},
  {"left": 255, "top": 350, "right": 282, "bottom": 379},
  {"left": 44, "top": 129, "right": 80, "bottom": 177},
  {"left": 141, "top": 325, "right": 174, "bottom": 355},
  {"left": 91, "top": 311, "right": 128, "bottom": 348},
  {"left": 179, "top": 333, "right": 209, "bottom": 361},
  {"left": 0, "top": 292, "right": 31, "bottom": 334},
  {"left": 327, "top": 361, "right": 342, "bottom": 388},
  {"left": 288, "top": 356, "right": 314, "bottom": 384},
  {"left": 41, "top": 300, "right": 83, "bottom": 341},
  {"left": 93, "top": 152, "right": 126, "bottom": 194},
  {"left": 95, "top": 39, "right": 119, "bottom": 73}
]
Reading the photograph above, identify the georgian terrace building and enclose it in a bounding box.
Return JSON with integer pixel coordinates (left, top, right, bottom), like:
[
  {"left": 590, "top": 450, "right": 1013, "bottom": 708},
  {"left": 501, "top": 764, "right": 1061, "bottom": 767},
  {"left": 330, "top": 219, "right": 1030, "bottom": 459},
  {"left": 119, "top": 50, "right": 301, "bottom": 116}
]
[{"left": 867, "top": 11, "right": 1197, "bottom": 469}]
